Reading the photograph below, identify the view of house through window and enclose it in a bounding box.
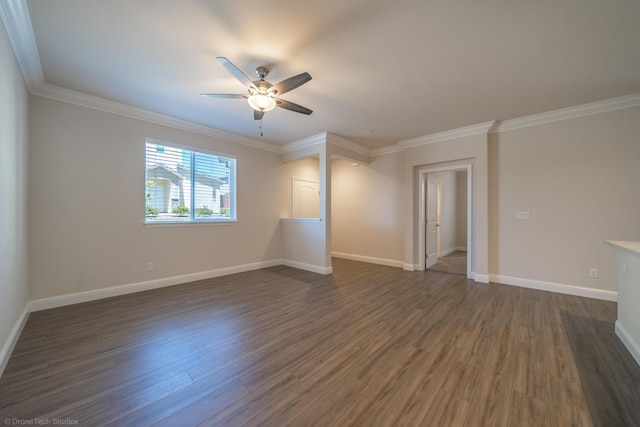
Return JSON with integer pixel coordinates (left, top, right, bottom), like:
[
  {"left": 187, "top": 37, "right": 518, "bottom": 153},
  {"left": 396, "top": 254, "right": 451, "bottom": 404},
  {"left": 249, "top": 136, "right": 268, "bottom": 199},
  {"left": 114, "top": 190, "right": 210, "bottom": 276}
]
[{"left": 145, "top": 141, "right": 236, "bottom": 223}]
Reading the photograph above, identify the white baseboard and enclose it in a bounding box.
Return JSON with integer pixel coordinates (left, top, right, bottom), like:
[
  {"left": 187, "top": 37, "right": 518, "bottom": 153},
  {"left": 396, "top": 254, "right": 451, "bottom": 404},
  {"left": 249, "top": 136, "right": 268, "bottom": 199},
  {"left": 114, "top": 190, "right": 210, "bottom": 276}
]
[
  {"left": 440, "top": 248, "right": 457, "bottom": 257},
  {"left": 282, "top": 260, "right": 332, "bottom": 275},
  {"left": 403, "top": 263, "right": 416, "bottom": 271},
  {"left": 489, "top": 274, "right": 617, "bottom": 301},
  {"left": 30, "top": 259, "right": 283, "bottom": 312},
  {"left": 615, "top": 321, "right": 640, "bottom": 367},
  {"left": 332, "top": 252, "right": 404, "bottom": 269},
  {"left": 0, "top": 303, "right": 30, "bottom": 378},
  {"left": 474, "top": 273, "right": 489, "bottom": 284},
  {"left": 442, "top": 247, "right": 468, "bottom": 256}
]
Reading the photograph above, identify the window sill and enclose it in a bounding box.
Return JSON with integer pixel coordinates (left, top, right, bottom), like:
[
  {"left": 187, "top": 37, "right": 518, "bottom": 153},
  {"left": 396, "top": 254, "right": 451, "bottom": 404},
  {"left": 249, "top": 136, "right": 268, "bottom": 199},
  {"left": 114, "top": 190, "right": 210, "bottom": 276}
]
[{"left": 144, "top": 220, "right": 237, "bottom": 227}]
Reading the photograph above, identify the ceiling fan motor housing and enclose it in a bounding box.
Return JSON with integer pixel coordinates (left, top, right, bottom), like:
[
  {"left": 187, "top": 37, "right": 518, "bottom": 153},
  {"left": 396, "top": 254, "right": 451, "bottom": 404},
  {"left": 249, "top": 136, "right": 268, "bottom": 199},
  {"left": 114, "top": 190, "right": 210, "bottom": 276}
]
[{"left": 250, "top": 79, "right": 273, "bottom": 96}]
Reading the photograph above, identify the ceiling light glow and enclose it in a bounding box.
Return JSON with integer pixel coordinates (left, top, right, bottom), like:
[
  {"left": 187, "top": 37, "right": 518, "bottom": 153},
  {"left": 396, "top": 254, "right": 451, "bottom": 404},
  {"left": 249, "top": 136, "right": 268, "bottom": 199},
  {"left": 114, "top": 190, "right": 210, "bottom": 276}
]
[{"left": 248, "top": 94, "right": 276, "bottom": 112}]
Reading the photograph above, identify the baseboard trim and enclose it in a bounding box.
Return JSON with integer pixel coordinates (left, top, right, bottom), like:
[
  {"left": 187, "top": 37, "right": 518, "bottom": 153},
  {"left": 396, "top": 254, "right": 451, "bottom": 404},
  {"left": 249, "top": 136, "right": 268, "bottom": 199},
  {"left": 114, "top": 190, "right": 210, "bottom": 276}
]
[
  {"left": 455, "top": 246, "right": 468, "bottom": 252},
  {"left": 615, "top": 321, "right": 640, "bottom": 367},
  {"left": 332, "top": 252, "right": 404, "bottom": 268},
  {"left": 0, "top": 303, "right": 30, "bottom": 378},
  {"left": 282, "top": 260, "right": 332, "bottom": 275},
  {"left": 403, "top": 263, "right": 416, "bottom": 271},
  {"left": 474, "top": 273, "right": 490, "bottom": 284},
  {"left": 30, "top": 259, "right": 283, "bottom": 312},
  {"left": 440, "top": 248, "right": 457, "bottom": 257},
  {"left": 489, "top": 274, "right": 618, "bottom": 301}
]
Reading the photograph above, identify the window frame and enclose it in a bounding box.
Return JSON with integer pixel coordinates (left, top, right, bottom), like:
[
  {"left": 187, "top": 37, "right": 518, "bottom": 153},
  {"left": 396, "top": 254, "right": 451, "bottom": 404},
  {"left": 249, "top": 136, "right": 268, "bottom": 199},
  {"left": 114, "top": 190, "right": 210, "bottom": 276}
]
[{"left": 144, "top": 138, "right": 237, "bottom": 225}]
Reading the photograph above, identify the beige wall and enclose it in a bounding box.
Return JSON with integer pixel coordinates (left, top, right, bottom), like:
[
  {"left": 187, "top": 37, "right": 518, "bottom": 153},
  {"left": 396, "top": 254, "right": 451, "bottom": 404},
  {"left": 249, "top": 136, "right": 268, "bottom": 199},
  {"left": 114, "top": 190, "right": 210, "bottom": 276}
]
[
  {"left": 429, "top": 171, "right": 457, "bottom": 255},
  {"left": 331, "top": 154, "right": 404, "bottom": 264},
  {"left": 456, "top": 170, "right": 468, "bottom": 249},
  {"left": 28, "top": 96, "right": 285, "bottom": 299},
  {"left": 404, "top": 133, "right": 489, "bottom": 277},
  {"left": 9, "top": 41, "right": 639, "bottom": 330},
  {"left": 0, "top": 21, "right": 30, "bottom": 370},
  {"left": 280, "top": 156, "right": 319, "bottom": 219},
  {"left": 278, "top": 156, "right": 327, "bottom": 270},
  {"left": 489, "top": 106, "right": 640, "bottom": 291}
]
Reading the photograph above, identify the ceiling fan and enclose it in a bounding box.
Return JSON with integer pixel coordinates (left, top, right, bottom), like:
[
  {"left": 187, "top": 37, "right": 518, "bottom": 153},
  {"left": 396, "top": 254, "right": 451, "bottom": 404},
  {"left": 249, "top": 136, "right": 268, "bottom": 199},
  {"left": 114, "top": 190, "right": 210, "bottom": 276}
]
[{"left": 202, "top": 57, "right": 313, "bottom": 120}]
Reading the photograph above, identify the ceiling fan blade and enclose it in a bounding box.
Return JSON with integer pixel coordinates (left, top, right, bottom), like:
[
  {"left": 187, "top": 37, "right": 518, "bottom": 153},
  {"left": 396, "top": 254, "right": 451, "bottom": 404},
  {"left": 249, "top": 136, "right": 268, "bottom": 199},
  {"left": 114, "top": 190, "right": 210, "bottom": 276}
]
[
  {"left": 268, "top": 72, "right": 312, "bottom": 96},
  {"left": 216, "top": 57, "right": 256, "bottom": 90},
  {"left": 275, "top": 98, "right": 313, "bottom": 115},
  {"left": 254, "top": 110, "right": 264, "bottom": 120},
  {"left": 201, "top": 93, "right": 247, "bottom": 99}
]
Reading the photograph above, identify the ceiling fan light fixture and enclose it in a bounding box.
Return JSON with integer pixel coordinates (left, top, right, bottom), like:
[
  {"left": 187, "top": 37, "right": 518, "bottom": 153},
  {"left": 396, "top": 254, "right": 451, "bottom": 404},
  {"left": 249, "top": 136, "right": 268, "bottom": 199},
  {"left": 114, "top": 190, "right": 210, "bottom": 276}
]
[{"left": 248, "top": 94, "right": 276, "bottom": 112}]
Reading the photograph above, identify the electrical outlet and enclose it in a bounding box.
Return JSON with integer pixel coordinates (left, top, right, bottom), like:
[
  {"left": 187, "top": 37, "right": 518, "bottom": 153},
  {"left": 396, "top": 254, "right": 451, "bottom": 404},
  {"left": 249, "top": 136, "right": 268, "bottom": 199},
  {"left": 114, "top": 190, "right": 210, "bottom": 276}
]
[
  {"left": 292, "top": 248, "right": 297, "bottom": 255},
  {"left": 589, "top": 268, "right": 598, "bottom": 278},
  {"left": 147, "top": 262, "right": 154, "bottom": 272}
]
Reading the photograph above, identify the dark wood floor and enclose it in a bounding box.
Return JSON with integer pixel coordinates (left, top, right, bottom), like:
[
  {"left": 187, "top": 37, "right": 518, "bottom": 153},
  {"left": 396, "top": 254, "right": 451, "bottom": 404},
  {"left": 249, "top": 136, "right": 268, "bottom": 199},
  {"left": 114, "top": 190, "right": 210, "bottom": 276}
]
[{"left": 1, "top": 259, "right": 638, "bottom": 426}]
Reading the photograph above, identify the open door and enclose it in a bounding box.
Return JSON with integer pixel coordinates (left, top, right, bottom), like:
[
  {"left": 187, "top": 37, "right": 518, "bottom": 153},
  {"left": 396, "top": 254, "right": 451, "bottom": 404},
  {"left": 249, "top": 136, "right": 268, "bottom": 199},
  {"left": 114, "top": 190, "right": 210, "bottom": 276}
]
[{"left": 426, "top": 176, "right": 439, "bottom": 268}]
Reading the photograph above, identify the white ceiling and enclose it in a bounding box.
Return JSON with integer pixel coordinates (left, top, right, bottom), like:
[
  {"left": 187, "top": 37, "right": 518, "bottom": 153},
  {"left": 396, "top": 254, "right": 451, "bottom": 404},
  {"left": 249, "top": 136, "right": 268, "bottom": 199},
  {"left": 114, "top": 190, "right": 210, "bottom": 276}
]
[{"left": 12, "top": 0, "right": 640, "bottom": 148}]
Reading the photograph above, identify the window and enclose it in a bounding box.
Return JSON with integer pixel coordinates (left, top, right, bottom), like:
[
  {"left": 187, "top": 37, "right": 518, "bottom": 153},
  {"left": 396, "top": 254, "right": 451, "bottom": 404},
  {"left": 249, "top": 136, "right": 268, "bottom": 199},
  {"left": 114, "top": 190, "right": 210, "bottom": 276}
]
[{"left": 145, "top": 140, "right": 236, "bottom": 223}]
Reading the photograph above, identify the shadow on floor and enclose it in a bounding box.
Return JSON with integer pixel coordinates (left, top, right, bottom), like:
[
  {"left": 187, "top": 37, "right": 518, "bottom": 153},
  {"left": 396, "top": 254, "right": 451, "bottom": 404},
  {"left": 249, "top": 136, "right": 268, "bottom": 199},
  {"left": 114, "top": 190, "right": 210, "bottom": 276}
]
[{"left": 562, "top": 312, "right": 640, "bottom": 426}]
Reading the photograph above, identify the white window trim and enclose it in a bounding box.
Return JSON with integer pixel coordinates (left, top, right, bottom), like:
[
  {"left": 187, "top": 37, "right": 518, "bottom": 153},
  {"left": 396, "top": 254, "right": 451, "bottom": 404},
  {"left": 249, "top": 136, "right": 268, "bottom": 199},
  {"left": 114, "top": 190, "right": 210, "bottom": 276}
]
[{"left": 144, "top": 138, "right": 237, "bottom": 225}]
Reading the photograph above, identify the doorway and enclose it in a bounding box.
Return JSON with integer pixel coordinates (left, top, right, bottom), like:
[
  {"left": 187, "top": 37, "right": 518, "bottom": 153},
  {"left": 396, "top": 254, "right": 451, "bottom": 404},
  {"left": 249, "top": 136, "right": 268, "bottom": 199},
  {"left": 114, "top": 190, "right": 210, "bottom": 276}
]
[{"left": 418, "top": 164, "right": 472, "bottom": 278}]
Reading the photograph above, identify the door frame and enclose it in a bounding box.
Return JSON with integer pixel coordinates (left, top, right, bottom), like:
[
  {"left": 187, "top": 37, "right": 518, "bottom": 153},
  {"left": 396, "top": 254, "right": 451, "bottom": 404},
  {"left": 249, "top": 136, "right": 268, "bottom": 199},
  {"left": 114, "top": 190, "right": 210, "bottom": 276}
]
[{"left": 418, "top": 163, "right": 473, "bottom": 277}]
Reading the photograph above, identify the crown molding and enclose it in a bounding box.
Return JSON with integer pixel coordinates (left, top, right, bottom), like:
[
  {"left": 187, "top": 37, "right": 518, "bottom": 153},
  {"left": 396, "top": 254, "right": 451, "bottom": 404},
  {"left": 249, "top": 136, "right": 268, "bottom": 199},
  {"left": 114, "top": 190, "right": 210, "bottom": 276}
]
[
  {"left": 496, "top": 93, "right": 640, "bottom": 132},
  {"left": 5, "top": 0, "right": 639, "bottom": 156},
  {"left": 33, "top": 83, "right": 281, "bottom": 153},
  {"left": 325, "top": 133, "right": 370, "bottom": 157},
  {"left": 281, "top": 132, "right": 372, "bottom": 164},
  {"left": 0, "top": 0, "right": 43, "bottom": 91},
  {"left": 397, "top": 121, "right": 496, "bottom": 149},
  {"left": 370, "top": 144, "right": 404, "bottom": 157},
  {"left": 281, "top": 132, "right": 327, "bottom": 153},
  {"left": 0, "top": 0, "right": 280, "bottom": 153}
]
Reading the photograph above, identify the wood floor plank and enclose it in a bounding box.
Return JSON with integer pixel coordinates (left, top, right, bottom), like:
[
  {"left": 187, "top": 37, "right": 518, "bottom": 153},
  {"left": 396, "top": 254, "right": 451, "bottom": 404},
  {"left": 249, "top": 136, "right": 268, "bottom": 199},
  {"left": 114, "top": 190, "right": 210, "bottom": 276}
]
[
  {"left": 507, "top": 391, "right": 550, "bottom": 427},
  {"left": 328, "top": 344, "right": 423, "bottom": 427},
  {"left": 144, "top": 379, "right": 249, "bottom": 427},
  {"left": 197, "top": 371, "right": 300, "bottom": 426},
  {"left": 286, "top": 374, "right": 364, "bottom": 427},
  {"left": 546, "top": 375, "right": 593, "bottom": 427},
  {"left": 421, "top": 389, "right": 470, "bottom": 427},
  {"left": 513, "top": 326, "right": 547, "bottom": 401},
  {"left": 465, "top": 373, "right": 513, "bottom": 427},
  {"left": 371, "top": 342, "right": 460, "bottom": 426},
  {"left": 1, "top": 258, "right": 634, "bottom": 426}
]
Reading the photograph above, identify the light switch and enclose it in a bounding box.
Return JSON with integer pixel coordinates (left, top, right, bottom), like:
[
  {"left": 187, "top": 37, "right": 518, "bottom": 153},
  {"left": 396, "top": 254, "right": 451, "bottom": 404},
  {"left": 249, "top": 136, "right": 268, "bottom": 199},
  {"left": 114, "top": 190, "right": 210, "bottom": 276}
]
[{"left": 515, "top": 211, "right": 530, "bottom": 220}]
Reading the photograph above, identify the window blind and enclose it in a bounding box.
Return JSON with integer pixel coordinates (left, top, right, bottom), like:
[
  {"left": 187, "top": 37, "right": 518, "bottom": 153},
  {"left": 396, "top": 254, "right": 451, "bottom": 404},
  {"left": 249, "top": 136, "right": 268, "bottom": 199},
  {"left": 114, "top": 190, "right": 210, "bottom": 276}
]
[{"left": 145, "top": 141, "right": 236, "bottom": 223}]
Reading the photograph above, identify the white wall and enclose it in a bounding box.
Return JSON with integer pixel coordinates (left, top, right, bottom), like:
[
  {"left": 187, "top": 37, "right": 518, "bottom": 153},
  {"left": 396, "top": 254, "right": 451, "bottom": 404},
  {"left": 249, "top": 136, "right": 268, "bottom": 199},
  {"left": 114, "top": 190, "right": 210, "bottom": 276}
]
[
  {"left": 331, "top": 153, "right": 404, "bottom": 266},
  {"left": 28, "top": 96, "right": 285, "bottom": 300},
  {"left": 0, "top": 20, "right": 30, "bottom": 374},
  {"left": 489, "top": 106, "right": 640, "bottom": 292}
]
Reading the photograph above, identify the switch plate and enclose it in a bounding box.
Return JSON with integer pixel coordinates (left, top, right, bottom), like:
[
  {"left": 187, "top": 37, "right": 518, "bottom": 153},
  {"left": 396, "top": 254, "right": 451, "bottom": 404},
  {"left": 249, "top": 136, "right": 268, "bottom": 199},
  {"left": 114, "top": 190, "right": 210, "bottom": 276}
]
[
  {"left": 146, "top": 262, "right": 154, "bottom": 272},
  {"left": 515, "top": 211, "right": 530, "bottom": 220},
  {"left": 589, "top": 268, "right": 598, "bottom": 278}
]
